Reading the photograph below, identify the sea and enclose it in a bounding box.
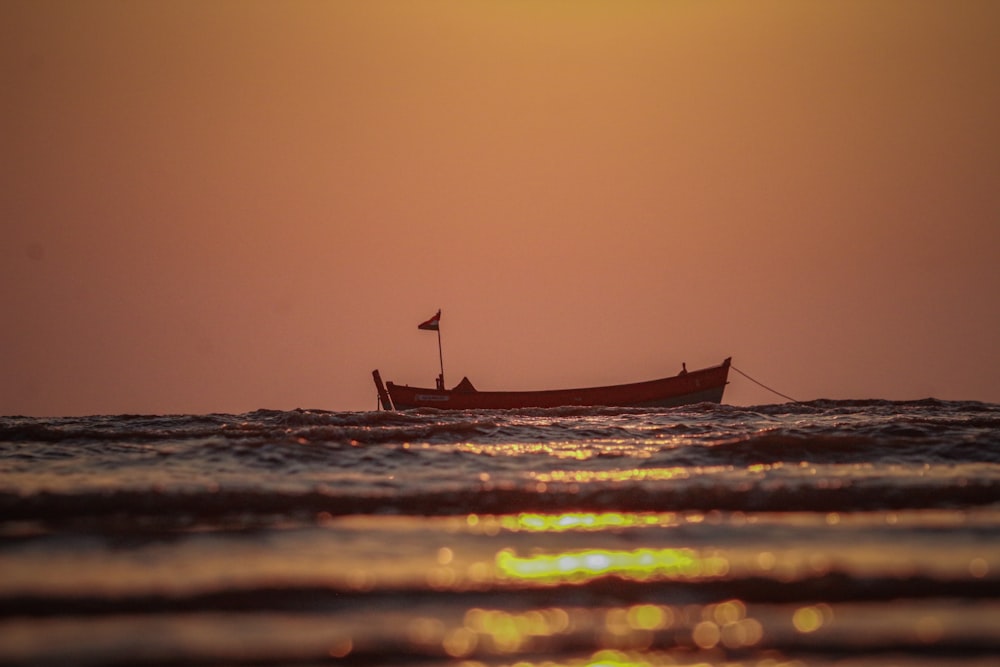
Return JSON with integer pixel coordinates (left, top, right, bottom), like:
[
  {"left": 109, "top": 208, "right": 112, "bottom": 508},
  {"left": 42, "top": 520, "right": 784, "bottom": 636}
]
[{"left": 1, "top": 399, "right": 998, "bottom": 666}]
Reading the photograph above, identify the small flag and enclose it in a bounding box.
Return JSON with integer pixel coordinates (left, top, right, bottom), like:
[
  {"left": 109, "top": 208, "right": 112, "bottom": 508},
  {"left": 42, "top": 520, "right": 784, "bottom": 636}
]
[{"left": 418, "top": 310, "right": 441, "bottom": 331}]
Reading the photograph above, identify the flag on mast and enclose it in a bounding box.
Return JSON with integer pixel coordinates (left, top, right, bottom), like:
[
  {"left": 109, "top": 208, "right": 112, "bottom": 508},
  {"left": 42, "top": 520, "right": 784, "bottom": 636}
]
[{"left": 418, "top": 310, "right": 441, "bottom": 331}]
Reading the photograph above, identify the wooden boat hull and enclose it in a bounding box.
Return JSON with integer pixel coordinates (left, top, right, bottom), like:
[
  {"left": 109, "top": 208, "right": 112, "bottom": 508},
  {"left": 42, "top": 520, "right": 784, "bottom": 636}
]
[{"left": 375, "top": 358, "right": 731, "bottom": 410}]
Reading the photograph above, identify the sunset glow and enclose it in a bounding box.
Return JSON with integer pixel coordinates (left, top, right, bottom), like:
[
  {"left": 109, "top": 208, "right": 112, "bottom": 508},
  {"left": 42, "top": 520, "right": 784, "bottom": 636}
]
[{"left": 3, "top": 1, "right": 999, "bottom": 415}]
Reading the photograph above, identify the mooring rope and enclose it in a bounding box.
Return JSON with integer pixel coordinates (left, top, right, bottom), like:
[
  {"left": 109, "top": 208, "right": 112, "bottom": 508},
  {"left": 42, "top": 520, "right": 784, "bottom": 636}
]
[{"left": 731, "top": 365, "right": 803, "bottom": 404}]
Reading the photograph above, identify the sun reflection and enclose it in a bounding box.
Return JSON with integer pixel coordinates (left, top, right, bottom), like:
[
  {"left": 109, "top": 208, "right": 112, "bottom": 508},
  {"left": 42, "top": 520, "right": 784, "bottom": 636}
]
[
  {"left": 464, "top": 607, "right": 571, "bottom": 653},
  {"left": 451, "top": 435, "right": 697, "bottom": 461},
  {"left": 627, "top": 604, "right": 673, "bottom": 631},
  {"left": 533, "top": 467, "right": 682, "bottom": 483},
  {"left": 495, "top": 546, "right": 729, "bottom": 584},
  {"left": 462, "top": 511, "right": 692, "bottom": 536},
  {"left": 435, "top": 600, "right": 763, "bottom": 662},
  {"left": 455, "top": 441, "right": 642, "bottom": 460},
  {"left": 792, "top": 603, "right": 833, "bottom": 633},
  {"left": 501, "top": 511, "right": 682, "bottom": 532}
]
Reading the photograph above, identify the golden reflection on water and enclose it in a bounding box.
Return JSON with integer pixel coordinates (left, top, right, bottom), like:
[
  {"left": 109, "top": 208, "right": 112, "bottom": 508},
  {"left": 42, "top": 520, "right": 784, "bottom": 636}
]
[
  {"left": 792, "top": 603, "right": 834, "bottom": 634},
  {"left": 496, "top": 546, "right": 729, "bottom": 584},
  {"left": 320, "top": 510, "right": 997, "bottom": 663},
  {"left": 499, "top": 511, "right": 682, "bottom": 532},
  {"left": 411, "top": 599, "right": 766, "bottom": 661},
  {"left": 463, "top": 606, "right": 571, "bottom": 653},
  {"left": 454, "top": 441, "right": 659, "bottom": 460},
  {"left": 310, "top": 510, "right": 999, "bottom": 665},
  {"left": 530, "top": 466, "right": 731, "bottom": 483}
]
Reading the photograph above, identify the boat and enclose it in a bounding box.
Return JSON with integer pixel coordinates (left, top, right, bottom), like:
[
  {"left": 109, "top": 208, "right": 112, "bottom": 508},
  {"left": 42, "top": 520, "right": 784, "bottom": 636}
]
[{"left": 372, "top": 358, "right": 731, "bottom": 410}]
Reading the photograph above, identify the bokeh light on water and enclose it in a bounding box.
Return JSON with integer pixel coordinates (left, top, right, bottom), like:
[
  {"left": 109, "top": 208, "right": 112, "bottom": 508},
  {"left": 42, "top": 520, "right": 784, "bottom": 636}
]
[{"left": 405, "top": 598, "right": 767, "bottom": 660}]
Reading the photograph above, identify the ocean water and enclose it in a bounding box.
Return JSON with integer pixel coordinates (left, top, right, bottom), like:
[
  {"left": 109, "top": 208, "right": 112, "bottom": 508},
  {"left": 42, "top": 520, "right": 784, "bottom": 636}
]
[{"left": 1, "top": 399, "right": 999, "bottom": 666}]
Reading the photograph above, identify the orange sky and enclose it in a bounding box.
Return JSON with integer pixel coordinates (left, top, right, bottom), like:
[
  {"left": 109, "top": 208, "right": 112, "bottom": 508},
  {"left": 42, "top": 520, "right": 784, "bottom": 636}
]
[{"left": 3, "top": 1, "right": 999, "bottom": 415}]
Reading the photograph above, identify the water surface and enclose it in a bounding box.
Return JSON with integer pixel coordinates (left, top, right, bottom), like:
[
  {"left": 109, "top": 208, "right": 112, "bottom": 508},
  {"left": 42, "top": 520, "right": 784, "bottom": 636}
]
[{"left": 2, "top": 400, "right": 998, "bottom": 665}]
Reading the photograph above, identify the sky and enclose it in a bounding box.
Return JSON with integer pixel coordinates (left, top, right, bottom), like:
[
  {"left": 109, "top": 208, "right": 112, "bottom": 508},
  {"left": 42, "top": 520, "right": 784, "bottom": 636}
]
[{"left": 3, "top": 1, "right": 999, "bottom": 416}]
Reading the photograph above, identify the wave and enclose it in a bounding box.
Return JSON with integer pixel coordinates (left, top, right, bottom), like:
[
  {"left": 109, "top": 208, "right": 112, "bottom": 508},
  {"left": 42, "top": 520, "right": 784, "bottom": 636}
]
[
  {"left": 5, "top": 400, "right": 998, "bottom": 449},
  {"left": 670, "top": 431, "right": 1000, "bottom": 466},
  {"left": 4, "top": 400, "right": 998, "bottom": 517},
  {"left": 5, "top": 580, "right": 999, "bottom": 667},
  {"left": 4, "top": 471, "right": 998, "bottom": 524},
  {"left": 4, "top": 568, "right": 1000, "bottom": 618}
]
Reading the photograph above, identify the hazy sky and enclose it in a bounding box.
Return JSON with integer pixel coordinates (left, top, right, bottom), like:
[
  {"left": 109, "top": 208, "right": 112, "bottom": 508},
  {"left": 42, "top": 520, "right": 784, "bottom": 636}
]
[{"left": 3, "top": 1, "right": 999, "bottom": 416}]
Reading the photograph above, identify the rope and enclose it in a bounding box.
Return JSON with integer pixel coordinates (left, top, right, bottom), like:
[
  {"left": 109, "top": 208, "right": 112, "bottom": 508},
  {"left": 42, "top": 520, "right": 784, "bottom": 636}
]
[{"left": 731, "top": 365, "right": 803, "bottom": 403}]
